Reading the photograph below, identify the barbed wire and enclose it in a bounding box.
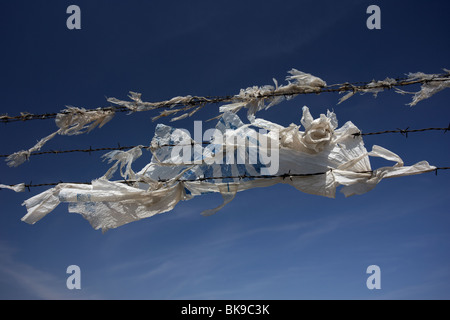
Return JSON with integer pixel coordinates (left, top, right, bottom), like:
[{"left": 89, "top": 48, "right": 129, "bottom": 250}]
[
  {"left": 0, "top": 125, "right": 448, "bottom": 159},
  {"left": 0, "top": 144, "right": 138, "bottom": 158},
  {"left": 0, "top": 106, "right": 128, "bottom": 123},
  {"left": 2, "top": 167, "right": 449, "bottom": 191},
  {"left": 1, "top": 73, "right": 449, "bottom": 123}
]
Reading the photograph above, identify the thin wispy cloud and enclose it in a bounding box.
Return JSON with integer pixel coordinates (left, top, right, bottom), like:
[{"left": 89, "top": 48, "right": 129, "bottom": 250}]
[{"left": 0, "top": 241, "right": 101, "bottom": 300}]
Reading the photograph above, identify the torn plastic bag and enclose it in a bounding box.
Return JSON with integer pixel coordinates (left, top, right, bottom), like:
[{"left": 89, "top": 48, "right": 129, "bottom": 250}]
[{"left": 19, "top": 107, "right": 435, "bottom": 231}]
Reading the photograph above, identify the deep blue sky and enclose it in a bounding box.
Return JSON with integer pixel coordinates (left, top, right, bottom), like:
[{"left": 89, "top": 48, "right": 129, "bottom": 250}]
[{"left": 0, "top": 0, "right": 449, "bottom": 300}]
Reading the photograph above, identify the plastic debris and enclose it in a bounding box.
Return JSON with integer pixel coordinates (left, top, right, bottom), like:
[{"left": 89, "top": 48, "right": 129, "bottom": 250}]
[
  {"left": 338, "top": 78, "right": 397, "bottom": 104},
  {"left": 339, "top": 69, "right": 450, "bottom": 105},
  {"left": 6, "top": 107, "right": 114, "bottom": 167},
  {"left": 17, "top": 107, "right": 435, "bottom": 232},
  {"left": 219, "top": 69, "right": 327, "bottom": 121},
  {"left": 0, "top": 183, "right": 25, "bottom": 192}
]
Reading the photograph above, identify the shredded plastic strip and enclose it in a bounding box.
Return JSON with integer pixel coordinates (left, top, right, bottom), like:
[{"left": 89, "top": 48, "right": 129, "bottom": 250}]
[
  {"left": 5, "top": 107, "right": 115, "bottom": 167},
  {"left": 1, "top": 69, "right": 449, "bottom": 124}
]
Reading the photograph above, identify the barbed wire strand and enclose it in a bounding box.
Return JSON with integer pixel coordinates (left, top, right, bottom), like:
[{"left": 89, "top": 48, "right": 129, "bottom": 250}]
[
  {"left": 2, "top": 167, "right": 449, "bottom": 191},
  {"left": 1, "top": 73, "right": 449, "bottom": 123},
  {"left": 0, "top": 125, "right": 448, "bottom": 159}
]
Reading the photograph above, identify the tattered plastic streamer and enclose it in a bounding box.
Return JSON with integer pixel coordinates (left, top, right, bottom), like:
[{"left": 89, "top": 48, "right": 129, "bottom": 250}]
[
  {"left": 219, "top": 69, "right": 327, "bottom": 121},
  {"left": 102, "top": 146, "right": 144, "bottom": 181},
  {"left": 106, "top": 69, "right": 327, "bottom": 123},
  {"left": 17, "top": 106, "right": 434, "bottom": 232},
  {"left": 338, "top": 69, "right": 450, "bottom": 105},
  {"left": 108, "top": 68, "right": 450, "bottom": 123},
  {"left": 337, "top": 78, "right": 397, "bottom": 104},
  {"left": 6, "top": 107, "right": 115, "bottom": 167},
  {"left": 401, "top": 70, "right": 450, "bottom": 106}
]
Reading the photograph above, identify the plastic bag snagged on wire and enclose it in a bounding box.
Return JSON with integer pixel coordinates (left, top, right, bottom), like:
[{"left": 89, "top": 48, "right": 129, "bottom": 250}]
[
  {"left": 6, "top": 68, "right": 450, "bottom": 169},
  {"left": 6, "top": 107, "right": 114, "bottom": 167},
  {"left": 19, "top": 106, "right": 435, "bottom": 231},
  {"left": 402, "top": 70, "right": 450, "bottom": 106},
  {"left": 219, "top": 69, "right": 327, "bottom": 121}
]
